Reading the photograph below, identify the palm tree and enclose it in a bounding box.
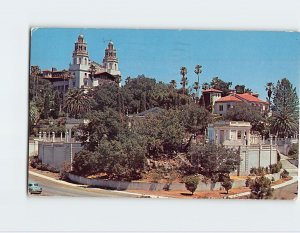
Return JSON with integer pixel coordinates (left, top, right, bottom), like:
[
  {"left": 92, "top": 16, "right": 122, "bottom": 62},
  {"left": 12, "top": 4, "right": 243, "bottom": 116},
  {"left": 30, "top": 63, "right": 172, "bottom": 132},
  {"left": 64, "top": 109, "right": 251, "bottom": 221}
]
[
  {"left": 265, "top": 82, "right": 274, "bottom": 105},
  {"left": 194, "top": 64, "right": 202, "bottom": 99},
  {"left": 64, "top": 89, "right": 91, "bottom": 119},
  {"left": 270, "top": 110, "right": 298, "bottom": 138},
  {"left": 180, "top": 66, "right": 188, "bottom": 95}
]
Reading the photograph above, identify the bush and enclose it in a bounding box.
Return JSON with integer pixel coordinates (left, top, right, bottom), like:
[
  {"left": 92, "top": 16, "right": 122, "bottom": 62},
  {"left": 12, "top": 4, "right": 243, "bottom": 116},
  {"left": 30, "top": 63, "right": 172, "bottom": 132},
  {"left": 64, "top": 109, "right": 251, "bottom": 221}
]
[
  {"left": 249, "top": 176, "right": 273, "bottom": 199},
  {"left": 245, "top": 177, "right": 252, "bottom": 187},
  {"left": 151, "top": 171, "right": 163, "bottom": 183},
  {"left": 269, "top": 162, "right": 281, "bottom": 174},
  {"left": 60, "top": 161, "right": 71, "bottom": 180},
  {"left": 221, "top": 179, "right": 233, "bottom": 194},
  {"left": 288, "top": 143, "right": 299, "bottom": 159},
  {"left": 280, "top": 169, "right": 289, "bottom": 179},
  {"left": 271, "top": 177, "right": 275, "bottom": 182},
  {"left": 183, "top": 175, "right": 200, "bottom": 195}
]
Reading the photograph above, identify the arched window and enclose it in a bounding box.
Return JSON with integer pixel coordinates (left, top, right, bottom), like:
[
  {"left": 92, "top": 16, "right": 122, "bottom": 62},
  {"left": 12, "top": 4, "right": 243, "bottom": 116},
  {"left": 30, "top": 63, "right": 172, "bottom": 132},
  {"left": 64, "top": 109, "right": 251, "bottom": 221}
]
[
  {"left": 115, "top": 64, "right": 117, "bottom": 70},
  {"left": 79, "top": 57, "right": 82, "bottom": 64},
  {"left": 85, "top": 58, "right": 87, "bottom": 65}
]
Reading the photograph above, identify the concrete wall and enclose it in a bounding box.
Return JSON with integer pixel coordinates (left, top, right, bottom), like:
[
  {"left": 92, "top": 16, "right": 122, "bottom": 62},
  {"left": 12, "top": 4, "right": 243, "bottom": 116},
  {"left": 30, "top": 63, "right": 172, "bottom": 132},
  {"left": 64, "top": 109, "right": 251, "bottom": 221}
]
[
  {"left": 28, "top": 140, "right": 39, "bottom": 156},
  {"left": 238, "top": 145, "right": 277, "bottom": 175},
  {"left": 38, "top": 142, "right": 83, "bottom": 171},
  {"left": 68, "top": 172, "right": 281, "bottom": 192}
]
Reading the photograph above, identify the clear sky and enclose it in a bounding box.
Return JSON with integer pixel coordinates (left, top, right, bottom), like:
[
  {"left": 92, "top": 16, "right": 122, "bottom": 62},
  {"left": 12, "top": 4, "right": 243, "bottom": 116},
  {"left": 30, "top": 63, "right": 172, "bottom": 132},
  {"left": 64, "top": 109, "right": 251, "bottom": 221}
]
[{"left": 30, "top": 28, "right": 300, "bottom": 100}]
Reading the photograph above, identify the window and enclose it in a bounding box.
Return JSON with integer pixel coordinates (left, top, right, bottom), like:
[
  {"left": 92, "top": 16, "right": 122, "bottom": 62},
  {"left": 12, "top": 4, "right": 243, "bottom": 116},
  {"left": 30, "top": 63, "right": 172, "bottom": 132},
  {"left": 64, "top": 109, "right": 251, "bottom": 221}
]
[
  {"left": 237, "top": 131, "right": 242, "bottom": 139},
  {"left": 227, "top": 104, "right": 231, "bottom": 109},
  {"left": 219, "top": 105, "right": 223, "bottom": 111}
]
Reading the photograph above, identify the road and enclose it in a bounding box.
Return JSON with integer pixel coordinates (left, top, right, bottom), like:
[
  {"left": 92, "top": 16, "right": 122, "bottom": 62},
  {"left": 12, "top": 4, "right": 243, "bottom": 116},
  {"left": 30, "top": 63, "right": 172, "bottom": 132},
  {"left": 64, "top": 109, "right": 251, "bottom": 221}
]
[
  {"left": 272, "top": 182, "right": 298, "bottom": 200},
  {"left": 28, "top": 173, "right": 141, "bottom": 198}
]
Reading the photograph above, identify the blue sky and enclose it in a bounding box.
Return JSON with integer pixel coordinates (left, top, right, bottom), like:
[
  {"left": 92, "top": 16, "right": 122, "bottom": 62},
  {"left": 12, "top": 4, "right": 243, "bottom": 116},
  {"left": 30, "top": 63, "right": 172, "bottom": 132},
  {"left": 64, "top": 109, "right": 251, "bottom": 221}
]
[{"left": 30, "top": 28, "right": 300, "bottom": 100}]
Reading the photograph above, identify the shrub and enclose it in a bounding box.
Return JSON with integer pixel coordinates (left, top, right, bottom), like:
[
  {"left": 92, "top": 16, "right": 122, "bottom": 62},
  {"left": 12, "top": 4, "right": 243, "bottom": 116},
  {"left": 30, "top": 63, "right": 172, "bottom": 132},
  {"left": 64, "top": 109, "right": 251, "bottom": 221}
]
[
  {"left": 256, "top": 167, "right": 265, "bottom": 176},
  {"left": 183, "top": 175, "right": 200, "bottom": 195},
  {"left": 271, "top": 177, "right": 275, "bottom": 182},
  {"left": 249, "top": 176, "right": 273, "bottom": 199},
  {"left": 280, "top": 169, "right": 289, "bottom": 179},
  {"left": 250, "top": 167, "right": 257, "bottom": 175},
  {"left": 245, "top": 177, "right": 252, "bottom": 187},
  {"left": 221, "top": 179, "right": 233, "bottom": 194},
  {"left": 269, "top": 162, "right": 281, "bottom": 174},
  {"left": 60, "top": 161, "right": 71, "bottom": 180},
  {"left": 151, "top": 171, "right": 163, "bottom": 183}
]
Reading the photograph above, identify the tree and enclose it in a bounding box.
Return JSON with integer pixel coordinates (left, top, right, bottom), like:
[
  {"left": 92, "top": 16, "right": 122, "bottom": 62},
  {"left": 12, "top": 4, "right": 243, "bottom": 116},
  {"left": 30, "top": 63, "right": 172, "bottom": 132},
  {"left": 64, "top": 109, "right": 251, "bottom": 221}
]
[
  {"left": 270, "top": 78, "right": 299, "bottom": 137},
  {"left": 221, "top": 178, "right": 233, "bottom": 194},
  {"left": 52, "top": 91, "right": 60, "bottom": 119},
  {"left": 249, "top": 176, "right": 273, "bottom": 199},
  {"left": 179, "top": 104, "right": 212, "bottom": 134},
  {"left": 43, "top": 94, "right": 50, "bottom": 119},
  {"left": 223, "top": 103, "right": 267, "bottom": 135},
  {"left": 135, "top": 109, "right": 185, "bottom": 156},
  {"left": 180, "top": 67, "right": 188, "bottom": 95},
  {"left": 188, "top": 143, "right": 240, "bottom": 182},
  {"left": 265, "top": 82, "right": 274, "bottom": 105},
  {"left": 194, "top": 64, "right": 202, "bottom": 99},
  {"left": 183, "top": 175, "right": 200, "bottom": 195},
  {"left": 64, "top": 88, "right": 91, "bottom": 118},
  {"left": 235, "top": 85, "right": 245, "bottom": 94},
  {"left": 210, "top": 77, "right": 232, "bottom": 96}
]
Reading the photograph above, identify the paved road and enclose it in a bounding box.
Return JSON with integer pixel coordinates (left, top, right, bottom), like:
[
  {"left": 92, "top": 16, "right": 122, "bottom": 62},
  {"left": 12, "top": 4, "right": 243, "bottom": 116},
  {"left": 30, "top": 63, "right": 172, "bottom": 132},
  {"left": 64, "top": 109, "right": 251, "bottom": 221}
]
[
  {"left": 272, "top": 182, "right": 298, "bottom": 200},
  {"left": 28, "top": 173, "right": 140, "bottom": 198}
]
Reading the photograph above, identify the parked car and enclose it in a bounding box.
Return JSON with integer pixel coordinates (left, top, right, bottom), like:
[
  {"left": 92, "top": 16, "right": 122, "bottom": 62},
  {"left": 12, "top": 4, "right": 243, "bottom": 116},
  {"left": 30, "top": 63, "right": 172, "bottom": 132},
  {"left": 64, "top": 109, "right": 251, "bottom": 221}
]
[{"left": 28, "top": 182, "right": 42, "bottom": 194}]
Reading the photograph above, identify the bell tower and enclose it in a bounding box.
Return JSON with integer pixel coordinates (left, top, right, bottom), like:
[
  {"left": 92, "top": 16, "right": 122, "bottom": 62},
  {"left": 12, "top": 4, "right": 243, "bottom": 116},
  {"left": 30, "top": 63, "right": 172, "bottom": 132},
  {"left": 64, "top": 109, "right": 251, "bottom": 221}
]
[
  {"left": 69, "top": 34, "right": 90, "bottom": 88},
  {"left": 103, "top": 41, "right": 121, "bottom": 77}
]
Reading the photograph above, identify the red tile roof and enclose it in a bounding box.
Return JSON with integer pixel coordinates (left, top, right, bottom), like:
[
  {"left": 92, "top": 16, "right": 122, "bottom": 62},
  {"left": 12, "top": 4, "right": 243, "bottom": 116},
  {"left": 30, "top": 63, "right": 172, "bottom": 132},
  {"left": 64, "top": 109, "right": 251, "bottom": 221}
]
[
  {"left": 202, "top": 88, "right": 222, "bottom": 93},
  {"left": 215, "top": 95, "right": 242, "bottom": 103},
  {"left": 236, "top": 93, "right": 268, "bottom": 104}
]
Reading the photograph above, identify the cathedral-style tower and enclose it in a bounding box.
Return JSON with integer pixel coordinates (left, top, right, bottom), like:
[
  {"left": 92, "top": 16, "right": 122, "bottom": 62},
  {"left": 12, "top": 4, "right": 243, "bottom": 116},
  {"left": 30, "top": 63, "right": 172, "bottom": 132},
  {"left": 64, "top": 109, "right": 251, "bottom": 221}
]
[
  {"left": 69, "top": 34, "right": 90, "bottom": 88},
  {"left": 103, "top": 41, "right": 121, "bottom": 78}
]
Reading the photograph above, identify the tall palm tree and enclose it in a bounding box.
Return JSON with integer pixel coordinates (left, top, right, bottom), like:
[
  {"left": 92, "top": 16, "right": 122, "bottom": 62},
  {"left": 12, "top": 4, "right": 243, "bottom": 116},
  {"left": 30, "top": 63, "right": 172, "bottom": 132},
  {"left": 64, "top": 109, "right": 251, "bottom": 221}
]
[
  {"left": 180, "top": 66, "right": 188, "bottom": 95},
  {"left": 270, "top": 110, "right": 299, "bottom": 138},
  {"left": 194, "top": 64, "right": 202, "bottom": 99},
  {"left": 64, "top": 88, "right": 91, "bottom": 119},
  {"left": 265, "top": 82, "right": 274, "bottom": 105}
]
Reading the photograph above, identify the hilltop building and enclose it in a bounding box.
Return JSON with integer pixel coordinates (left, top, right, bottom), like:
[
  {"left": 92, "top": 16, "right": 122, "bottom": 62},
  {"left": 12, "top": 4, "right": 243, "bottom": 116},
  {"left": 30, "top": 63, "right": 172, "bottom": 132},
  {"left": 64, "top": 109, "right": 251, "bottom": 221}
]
[
  {"left": 201, "top": 89, "right": 269, "bottom": 115},
  {"left": 39, "top": 34, "right": 121, "bottom": 92}
]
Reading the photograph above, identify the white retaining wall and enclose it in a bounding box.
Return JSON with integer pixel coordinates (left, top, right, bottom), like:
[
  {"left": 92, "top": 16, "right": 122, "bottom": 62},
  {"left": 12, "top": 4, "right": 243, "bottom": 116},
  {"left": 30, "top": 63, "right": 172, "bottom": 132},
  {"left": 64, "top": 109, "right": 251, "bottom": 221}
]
[
  {"left": 38, "top": 142, "right": 83, "bottom": 170},
  {"left": 68, "top": 172, "right": 281, "bottom": 192}
]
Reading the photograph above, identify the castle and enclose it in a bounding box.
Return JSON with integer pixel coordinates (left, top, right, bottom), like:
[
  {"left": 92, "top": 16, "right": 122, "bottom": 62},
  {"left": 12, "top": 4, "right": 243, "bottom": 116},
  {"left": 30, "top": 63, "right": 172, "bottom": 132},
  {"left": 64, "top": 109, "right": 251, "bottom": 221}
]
[{"left": 40, "top": 34, "right": 121, "bottom": 91}]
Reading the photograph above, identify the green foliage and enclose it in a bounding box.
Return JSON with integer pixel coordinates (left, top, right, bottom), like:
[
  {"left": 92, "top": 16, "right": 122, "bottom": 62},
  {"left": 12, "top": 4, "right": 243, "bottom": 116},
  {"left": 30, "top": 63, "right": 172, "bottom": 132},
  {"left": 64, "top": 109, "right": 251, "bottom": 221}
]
[
  {"left": 187, "top": 143, "right": 240, "bottom": 181},
  {"left": 52, "top": 91, "right": 60, "bottom": 119},
  {"left": 270, "top": 78, "right": 299, "bottom": 137},
  {"left": 76, "top": 109, "right": 123, "bottom": 151},
  {"left": 223, "top": 103, "right": 266, "bottom": 134},
  {"left": 210, "top": 77, "right": 232, "bottom": 96},
  {"left": 249, "top": 176, "right": 273, "bottom": 199},
  {"left": 43, "top": 94, "right": 50, "bottom": 119},
  {"left": 183, "top": 175, "right": 200, "bottom": 195},
  {"left": 64, "top": 88, "right": 91, "bottom": 118},
  {"left": 179, "top": 104, "right": 212, "bottom": 134},
  {"left": 280, "top": 169, "right": 289, "bottom": 179},
  {"left": 288, "top": 143, "right": 299, "bottom": 159},
  {"left": 245, "top": 177, "right": 252, "bottom": 187},
  {"left": 135, "top": 109, "right": 185, "bottom": 156},
  {"left": 221, "top": 178, "right": 233, "bottom": 194}
]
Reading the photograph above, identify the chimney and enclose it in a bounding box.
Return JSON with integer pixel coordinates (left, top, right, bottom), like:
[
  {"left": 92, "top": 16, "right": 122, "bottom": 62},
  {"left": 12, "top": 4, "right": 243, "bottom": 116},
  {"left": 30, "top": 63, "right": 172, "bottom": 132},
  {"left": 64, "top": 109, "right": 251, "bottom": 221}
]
[{"left": 52, "top": 67, "right": 57, "bottom": 72}]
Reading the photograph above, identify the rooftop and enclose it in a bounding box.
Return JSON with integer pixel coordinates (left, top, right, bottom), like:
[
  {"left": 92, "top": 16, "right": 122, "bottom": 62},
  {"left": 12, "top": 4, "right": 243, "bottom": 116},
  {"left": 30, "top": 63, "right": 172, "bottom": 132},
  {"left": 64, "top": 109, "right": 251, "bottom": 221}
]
[
  {"left": 215, "top": 95, "right": 242, "bottom": 103},
  {"left": 202, "top": 88, "right": 223, "bottom": 93}
]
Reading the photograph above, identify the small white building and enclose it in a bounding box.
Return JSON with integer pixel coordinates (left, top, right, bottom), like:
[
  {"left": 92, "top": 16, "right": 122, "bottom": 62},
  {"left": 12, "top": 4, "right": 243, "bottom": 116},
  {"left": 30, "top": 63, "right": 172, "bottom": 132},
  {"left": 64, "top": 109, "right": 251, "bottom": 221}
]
[{"left": 207, "top": 121, "right": 252, "bottom": 146}]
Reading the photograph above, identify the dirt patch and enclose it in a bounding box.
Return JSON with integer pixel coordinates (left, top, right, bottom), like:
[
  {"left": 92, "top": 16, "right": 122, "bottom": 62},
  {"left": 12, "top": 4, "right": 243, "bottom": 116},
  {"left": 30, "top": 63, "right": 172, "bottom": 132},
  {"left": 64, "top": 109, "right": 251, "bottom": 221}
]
[
  {"left": 271, "top": 177, "right": 292, "bottom": 186},
  {"left": 29, "top": 167, "right": 60, "bottom": 180},
  {"left": 129, "top": 186, "right": 251, "bottom": 199}
]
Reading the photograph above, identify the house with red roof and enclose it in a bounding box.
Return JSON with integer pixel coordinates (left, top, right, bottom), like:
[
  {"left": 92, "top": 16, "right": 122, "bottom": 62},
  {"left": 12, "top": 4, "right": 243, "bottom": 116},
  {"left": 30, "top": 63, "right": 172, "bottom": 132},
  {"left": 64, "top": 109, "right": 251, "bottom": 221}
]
[{"left": 214, "top": 92, "right": 269, "bottom": 115}]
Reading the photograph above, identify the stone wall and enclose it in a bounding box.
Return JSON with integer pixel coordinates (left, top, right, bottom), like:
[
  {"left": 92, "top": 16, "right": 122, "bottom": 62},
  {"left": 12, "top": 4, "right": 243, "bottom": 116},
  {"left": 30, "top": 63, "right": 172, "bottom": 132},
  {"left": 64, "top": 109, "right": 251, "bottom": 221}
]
[{"left": 38, "top": 142, "right": 83, "bottom": 171}]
